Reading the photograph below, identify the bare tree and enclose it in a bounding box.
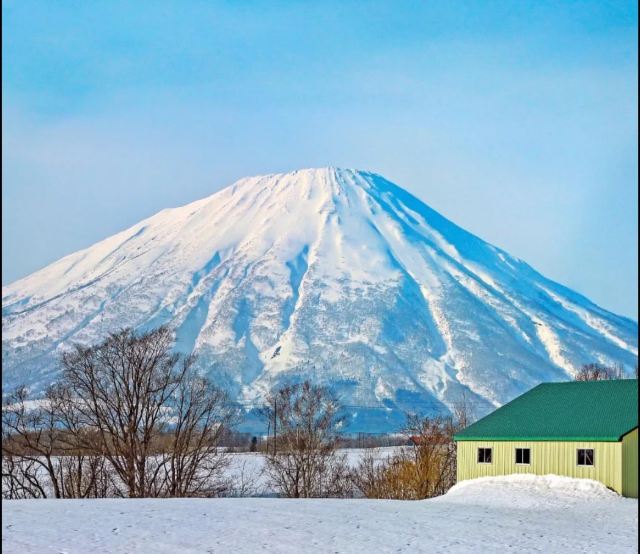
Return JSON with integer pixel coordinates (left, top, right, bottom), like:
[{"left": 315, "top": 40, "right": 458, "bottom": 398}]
[
  {"left": 2, "top": 385, "right": 119, "bottom": 499},
  {"left": 157, "top": 374, "right": 235, "bottom": 497},
  {"left": 575, "top": 362, "right": 626, "bottom": 381},
  {"left": 260, "top": 381, "right": 350, "bottom": 498},
  {"left": 55, "top": 326, "right": 236, "bottom": 498},
  {"left": 2, "top": 326, "right": 237, "bottom": 499},
  {"left": 2, "top": 386, "right": 64, "bottom": 498},
  {"left": 452, "top": 389, "right": 474, "bottom": 430}
]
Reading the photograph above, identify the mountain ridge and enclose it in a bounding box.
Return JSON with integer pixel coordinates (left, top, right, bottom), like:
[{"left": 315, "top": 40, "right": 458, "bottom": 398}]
[{"left": 3, "top": 168, "right": 637, "bottom": 431}]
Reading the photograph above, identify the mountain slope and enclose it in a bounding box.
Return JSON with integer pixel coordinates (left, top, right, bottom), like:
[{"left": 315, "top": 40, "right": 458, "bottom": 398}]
[{"left": 2, "top": 168, "right": 637, "bottom": 430}]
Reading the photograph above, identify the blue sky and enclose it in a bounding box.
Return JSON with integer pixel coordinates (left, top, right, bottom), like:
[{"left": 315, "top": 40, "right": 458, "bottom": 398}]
[{"left": 2, "top": 0, "right": 638, "bottom": 318}]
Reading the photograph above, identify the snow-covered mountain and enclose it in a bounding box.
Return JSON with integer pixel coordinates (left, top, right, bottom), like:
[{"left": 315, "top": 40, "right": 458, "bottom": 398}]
[{"left": 2, "top": 168, "right": 637, "bottom": 430}]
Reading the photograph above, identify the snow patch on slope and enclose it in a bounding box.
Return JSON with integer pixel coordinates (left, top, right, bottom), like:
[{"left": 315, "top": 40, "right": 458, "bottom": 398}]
[{"left": 2, "top": 168, "right": 637, "bottom": 428}]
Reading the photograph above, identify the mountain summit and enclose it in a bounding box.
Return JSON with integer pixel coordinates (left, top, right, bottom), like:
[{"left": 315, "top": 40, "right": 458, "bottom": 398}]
[{"left": 3, "top": 168, "right": 637, "bottom": 430}]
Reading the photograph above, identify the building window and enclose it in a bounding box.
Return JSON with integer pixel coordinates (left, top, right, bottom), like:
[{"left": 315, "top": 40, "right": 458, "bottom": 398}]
[
  {"left": 477, "top": 447, "right": 492, "bottom": 464},
  {"left": 515, "top": 448, "right": 531, "bottom": 465},
  {"left": 577, "top": 448, "right": 595, "bottom": 466}
]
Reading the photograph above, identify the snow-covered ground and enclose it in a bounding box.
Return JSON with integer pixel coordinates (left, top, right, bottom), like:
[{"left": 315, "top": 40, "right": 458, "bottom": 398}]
[{"left": 3, "top": 475, "right": 637, "bottom": 553}]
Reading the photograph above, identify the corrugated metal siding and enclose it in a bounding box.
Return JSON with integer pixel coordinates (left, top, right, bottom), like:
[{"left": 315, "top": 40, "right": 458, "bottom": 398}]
[
  {"left": 622, "top": 429, "right": 638, "bottom": 498},
  {"left": 457, "top": 441, "right": 622, "bottom": 493}
]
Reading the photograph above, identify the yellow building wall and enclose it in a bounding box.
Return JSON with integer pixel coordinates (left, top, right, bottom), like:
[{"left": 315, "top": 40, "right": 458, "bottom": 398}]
[
  {"left": 622, "top": 429, "right": 638, "bottom": 498},
  {"left": 456, "top": 440, "right": 623, "bottom": 494}
]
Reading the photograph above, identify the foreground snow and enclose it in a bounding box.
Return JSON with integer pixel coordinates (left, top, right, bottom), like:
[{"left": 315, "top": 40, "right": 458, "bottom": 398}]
[{"left": 3, "top": 475, "right": 637, "bottom": 553}]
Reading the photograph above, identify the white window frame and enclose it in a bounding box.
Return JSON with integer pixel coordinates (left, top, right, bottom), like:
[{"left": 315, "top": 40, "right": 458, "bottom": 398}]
[
  {"left": 477, "top": 447, "right": 492, "bottom": 464},
  {"left": 576, "top": 448, "right": 595, "bottom": 467},
  {"left": 515, "top": 447, "right": 531, "bottom": 465}
]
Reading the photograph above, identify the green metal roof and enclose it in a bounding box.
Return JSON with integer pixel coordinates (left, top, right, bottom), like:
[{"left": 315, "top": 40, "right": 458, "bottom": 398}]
[{"left": 455, "top": 379, "right": 639, "bottom": 442}]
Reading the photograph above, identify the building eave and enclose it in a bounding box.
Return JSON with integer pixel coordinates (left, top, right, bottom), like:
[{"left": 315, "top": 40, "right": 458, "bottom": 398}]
[{"left": 454, "top": 436, "right": 623, "bottom": 442}]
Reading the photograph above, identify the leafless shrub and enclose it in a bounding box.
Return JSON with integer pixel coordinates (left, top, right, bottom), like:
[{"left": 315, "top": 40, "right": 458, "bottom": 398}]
[
  {"left": 226, "top": 459, "right": 262, "bottom": 497},
  {"left": 352, "top": 397, "right": 473, "bottom": 500}
]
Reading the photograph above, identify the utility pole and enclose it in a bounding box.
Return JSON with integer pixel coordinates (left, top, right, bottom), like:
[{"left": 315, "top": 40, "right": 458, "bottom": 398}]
[{"left": 273, "top": 396, "right": 277, "bottom": 456}]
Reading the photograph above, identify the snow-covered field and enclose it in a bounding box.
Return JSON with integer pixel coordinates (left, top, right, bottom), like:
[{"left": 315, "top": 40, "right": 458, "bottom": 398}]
[
  {"left": 225, "top": 447, "right": 398, "bottom": 496},
  {"left": 3, "top": 475, "right": 637, "bottom": 553}
]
